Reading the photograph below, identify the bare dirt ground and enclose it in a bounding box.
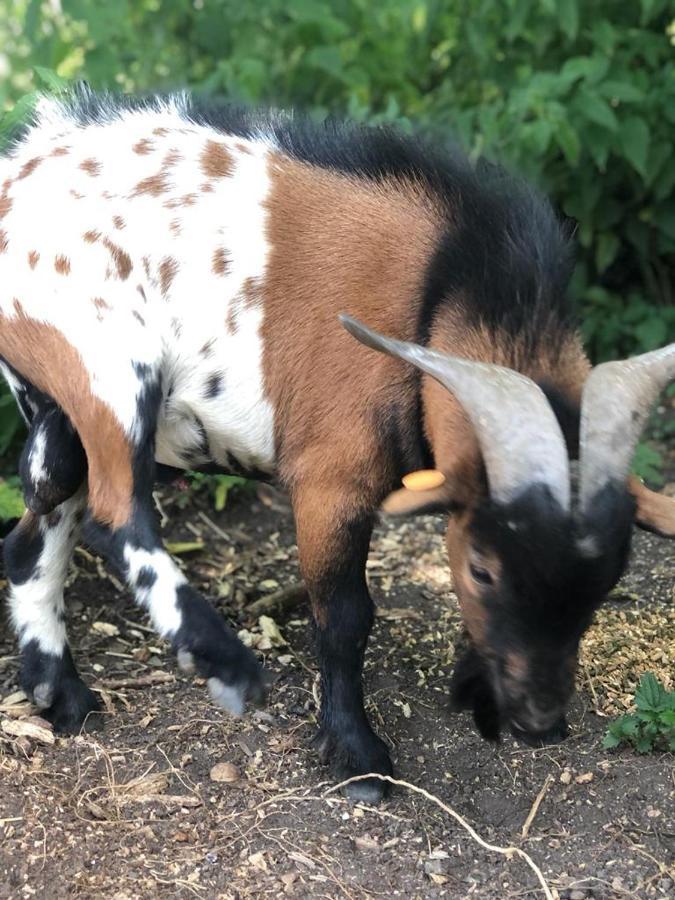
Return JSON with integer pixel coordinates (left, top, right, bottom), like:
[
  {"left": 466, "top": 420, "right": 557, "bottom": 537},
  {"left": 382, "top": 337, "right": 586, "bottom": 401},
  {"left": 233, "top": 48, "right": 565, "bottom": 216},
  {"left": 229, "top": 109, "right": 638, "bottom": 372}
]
[{"left": 0, "top": 476, "right": 673, "bottom": 900}]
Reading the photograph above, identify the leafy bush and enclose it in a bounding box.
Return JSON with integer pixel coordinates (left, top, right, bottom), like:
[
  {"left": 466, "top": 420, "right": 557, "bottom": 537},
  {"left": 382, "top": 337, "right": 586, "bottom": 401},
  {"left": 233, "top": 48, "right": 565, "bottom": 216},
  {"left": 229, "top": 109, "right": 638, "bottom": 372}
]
[
  {"left": 0, "top": 2, "right": 673, "bottom": 485},
  {"left": 604, "top": 673, "right": 675, "bottom": 753}
]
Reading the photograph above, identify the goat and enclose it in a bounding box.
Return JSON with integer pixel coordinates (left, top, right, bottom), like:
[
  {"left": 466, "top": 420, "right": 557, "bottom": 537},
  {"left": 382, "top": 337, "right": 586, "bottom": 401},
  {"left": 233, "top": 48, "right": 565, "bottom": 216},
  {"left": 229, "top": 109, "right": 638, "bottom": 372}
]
[{"left": 1, "top": 88, "right": 673, "bottom": 803}]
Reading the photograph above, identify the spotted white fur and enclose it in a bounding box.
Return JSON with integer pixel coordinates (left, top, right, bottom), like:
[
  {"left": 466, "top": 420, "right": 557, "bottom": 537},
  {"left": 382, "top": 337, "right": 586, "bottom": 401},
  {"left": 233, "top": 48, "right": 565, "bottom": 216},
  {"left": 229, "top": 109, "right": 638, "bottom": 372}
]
[
  {"left": 8, "top": 489, "right": 86, "bottom": 656},
  {"left": 122, "top": 545, "right": 187, "bottom": 636},
  {"left": 0, "top": 92, "right": 277, "bottom": 469}
]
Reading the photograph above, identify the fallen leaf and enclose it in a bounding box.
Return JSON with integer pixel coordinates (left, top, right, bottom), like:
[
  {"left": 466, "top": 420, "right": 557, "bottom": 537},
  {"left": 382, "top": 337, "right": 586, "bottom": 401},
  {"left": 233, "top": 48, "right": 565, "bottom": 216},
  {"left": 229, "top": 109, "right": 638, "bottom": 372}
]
[{"left": 1, "top": 716, "right": 54, "bottom": 745}]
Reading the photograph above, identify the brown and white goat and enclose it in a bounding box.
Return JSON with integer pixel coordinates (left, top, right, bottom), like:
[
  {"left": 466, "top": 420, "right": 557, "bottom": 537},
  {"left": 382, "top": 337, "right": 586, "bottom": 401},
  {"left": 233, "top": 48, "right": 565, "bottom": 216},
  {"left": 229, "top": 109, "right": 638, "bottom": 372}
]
[{"left": 1, "top": 88, "right": 673, "bottom": 802}]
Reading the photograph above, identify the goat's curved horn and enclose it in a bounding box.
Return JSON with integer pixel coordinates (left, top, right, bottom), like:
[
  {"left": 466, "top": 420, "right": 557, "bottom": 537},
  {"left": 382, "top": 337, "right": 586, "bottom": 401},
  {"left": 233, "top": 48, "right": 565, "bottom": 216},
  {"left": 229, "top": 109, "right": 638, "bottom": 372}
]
[
  {"left": 579, "top": 342, "right": 675, "bottom": 511},
  {"left": 340, "top": 314, "right": 570, "bottom": 510}
]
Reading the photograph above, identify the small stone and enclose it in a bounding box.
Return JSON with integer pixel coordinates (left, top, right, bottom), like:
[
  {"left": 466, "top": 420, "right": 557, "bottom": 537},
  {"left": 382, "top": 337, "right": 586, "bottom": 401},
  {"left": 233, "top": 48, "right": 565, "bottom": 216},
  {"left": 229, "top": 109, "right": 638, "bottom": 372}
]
[
  {"left": 569, "top": 890, "right": 587, "bottom": 899},
  {"left": 209, "top": 762, "right": 240, "bottom": 783}
]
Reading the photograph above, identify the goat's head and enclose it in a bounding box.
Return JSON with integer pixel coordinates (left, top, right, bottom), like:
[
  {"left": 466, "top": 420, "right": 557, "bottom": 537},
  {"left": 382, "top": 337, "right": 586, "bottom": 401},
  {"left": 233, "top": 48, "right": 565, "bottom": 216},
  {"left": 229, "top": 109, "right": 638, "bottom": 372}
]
[{"left": 340, "top": 314, "right": 675, "bottom": 746}]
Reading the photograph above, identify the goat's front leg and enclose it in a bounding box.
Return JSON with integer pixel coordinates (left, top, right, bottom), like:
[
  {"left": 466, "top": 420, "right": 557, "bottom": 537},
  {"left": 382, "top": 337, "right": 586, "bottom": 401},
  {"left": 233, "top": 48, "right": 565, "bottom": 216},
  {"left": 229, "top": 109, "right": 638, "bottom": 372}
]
[
  {"left": 293, "top": 484, "right": 392, "bottom": 803},
  {"left": 4, "top": 486, "right": 101, "bottom": 732},
  {"left": 87, "top": 500, "right": 265, "bottom": 714},
  {"left": 80, "top": 367, "right": 265, "bottom": 716}
]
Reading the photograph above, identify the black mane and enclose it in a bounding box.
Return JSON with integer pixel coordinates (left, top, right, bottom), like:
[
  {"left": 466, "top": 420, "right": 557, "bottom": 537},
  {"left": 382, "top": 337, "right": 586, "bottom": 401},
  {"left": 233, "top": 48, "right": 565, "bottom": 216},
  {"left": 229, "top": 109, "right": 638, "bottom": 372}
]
[{"left": 53, "top": 86, "right": 576, "bottom": 352}]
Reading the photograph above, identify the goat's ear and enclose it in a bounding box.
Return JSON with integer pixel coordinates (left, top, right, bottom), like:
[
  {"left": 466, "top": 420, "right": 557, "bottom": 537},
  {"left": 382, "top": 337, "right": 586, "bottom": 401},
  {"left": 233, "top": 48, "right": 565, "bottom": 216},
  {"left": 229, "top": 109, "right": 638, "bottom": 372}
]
[
  {"left": 628, "top": 476, "right": 675, "bottom": 538},
  {"left": 381, "top": 472, "right": 457, "bottom": 517}
]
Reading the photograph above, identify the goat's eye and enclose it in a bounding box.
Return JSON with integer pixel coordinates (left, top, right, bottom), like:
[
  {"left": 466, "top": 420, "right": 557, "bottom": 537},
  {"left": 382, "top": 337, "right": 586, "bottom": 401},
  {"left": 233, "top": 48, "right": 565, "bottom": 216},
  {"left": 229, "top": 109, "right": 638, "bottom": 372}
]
[{"left": 469, "top": 563, "right": 493, "bottom": 586}]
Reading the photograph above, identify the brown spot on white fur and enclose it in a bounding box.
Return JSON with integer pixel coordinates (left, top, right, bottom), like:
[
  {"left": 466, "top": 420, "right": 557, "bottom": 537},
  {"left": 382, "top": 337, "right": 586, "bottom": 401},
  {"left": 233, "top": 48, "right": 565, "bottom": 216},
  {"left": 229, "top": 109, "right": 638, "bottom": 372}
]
[
  {"left": 133, "top": 138, "right": 154, "bottom": 155},
  {"left": 200, "top": 140, "right": 234, "bottom": 179},
  {"left": 0, "top": 194, "right": 12, "bottom": 220},
  {"left": 112, "top": 215, "right": 126, "bottom": 230},
  {"left": 200, "top": 182, "right": 214, "bottom": 193},
  {"left": 80, "top": 158, "right": 101, "bottom": 176},
  {"left": 101, "top": 237, "right": 133, "bottom": 280},
  {"left": 0, "top": 306, "right": 133, "bottom": 529},
  {"left": 163, "top": 148, "right": 183, "bottom": 168},
  {"left": 28, "top": 250, "right": 39, "bottom": 269},
  {"left": 212, "top": 247, "right": 230, "bottom": 276},
  {"left": 54, "top": 255, "right": 71, "bottom": 275},
  {"left": 51, "top": 146, "right": 70, "bottom": 157},
  {"left": 163, "top": 193, "right": 197, "bottom": 209},
  {"left": 0, "top": 230, "right": 7, "bottom": 253},
  {"left": 159, "top": 256, "right": 178, "bottom": 296},
  {"left": 70, "top": 189, "right": 84, "bottom": 200},
  {"left": 169, "top": 218, "right": 182, "bottom": 235},
  {"left": 133, "top": 171, "right": 170, "bottom": 197},
  {"left": 83, "top": 229, "right": 101, "bottom": 244},
  {"left": 92, "top": 297, "right": 111, "bottom": 312},
  {"left": 235, "top": 142, "right": 252, "bottom": 155},
  {"left": 153, "top": 127, "right": 169, "bottom": 137},
  {"left": 18, "top": 157, "right": 43, "bottom": 179}
]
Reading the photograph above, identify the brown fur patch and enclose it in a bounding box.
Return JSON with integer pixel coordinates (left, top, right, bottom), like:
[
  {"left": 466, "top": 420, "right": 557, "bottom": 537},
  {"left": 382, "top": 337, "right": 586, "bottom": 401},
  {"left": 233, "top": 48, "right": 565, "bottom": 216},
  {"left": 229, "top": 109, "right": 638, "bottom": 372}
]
[
  {"left": 83, "top": 229, "right": 101, "bottom": 244},
  {"left": 18, "top": 157, "right": 43, "bottom": 179},
  {"left": 0, "top": 194, "right": 12, "bottom": 220},
  {"left": 133, "top": 171, "right": 170, "bottom": 197},
  {"left": 200, "top": 140, "right": 234, "bottom": 179},
  {"left": 212, "top": 247, "right": 230, "bottom": 276},
  {"left": 235, "top": 142, "right": 252, "bottom": 155},
  {"left": 169, "top": 218, "right": 182, "bottom": 235},
  {"left": 133, "top": 138, "right": 154, "bottom": 155},
  {"left": 163, "top": 148, "right": 183, "bottom": 168},
  {"left": 0, "top": 306, "right": 133, "bottom": 528},
  {"left": 80, "top": 158, "right": 101, "bottom": 176},
  {"left": 54, "top": 255, "right": 71, "bottom": 275},
  {"left": 92, "top": 297, "right": 111, "bottom": 312},
  {"left": 159, "top": 256, "right": 178, "bottom": 296},
  {"left": 0, "top": 230, "right": 7, "bottom": 253},
  {"left": 153, "top": 127, "right": 169, "bottom": 137},
  {"left": 28, "top": 250, "right": 39, "bottom": 269},
  {"left": 51, "top": 146, "right": 70, "bottom": 157},
  {"left": 101, "top": 237, "right": 133, "bottom": 280},
  {"left": 69, "top": 189, "right": 84, "bottom": 200},
  {"left": 200, "top": 339, "right": 215, "bottom": 357},
  {"left": 112, "top": 215, "right": 126, "bottom": 230},
  {"left": 142, "top": 256, "right": 152, "bottom": 280},
  {"left": 201, "top": 182, "right": 214, "bottom": 193}
]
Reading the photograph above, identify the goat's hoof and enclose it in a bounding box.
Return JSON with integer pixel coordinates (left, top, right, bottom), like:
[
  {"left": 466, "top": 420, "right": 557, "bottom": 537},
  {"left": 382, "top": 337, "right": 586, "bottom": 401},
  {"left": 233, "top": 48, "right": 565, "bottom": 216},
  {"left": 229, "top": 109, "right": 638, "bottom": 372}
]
[
  {"left": 314, "top": 725, "right": 393, "bottom": 804},
  {"left": 207, "top": 669, "right": 269, "bottom": 716},
  {"left": 37, "top": 678, "right": 102, "bottom": 735}
]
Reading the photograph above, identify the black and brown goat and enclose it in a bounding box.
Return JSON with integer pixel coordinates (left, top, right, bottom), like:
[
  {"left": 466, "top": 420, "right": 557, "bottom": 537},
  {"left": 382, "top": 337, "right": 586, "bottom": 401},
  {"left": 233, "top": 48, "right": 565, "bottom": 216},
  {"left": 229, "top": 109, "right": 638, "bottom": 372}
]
[{"left": 1, "top": 88, "right": 673, "bottom": 802}]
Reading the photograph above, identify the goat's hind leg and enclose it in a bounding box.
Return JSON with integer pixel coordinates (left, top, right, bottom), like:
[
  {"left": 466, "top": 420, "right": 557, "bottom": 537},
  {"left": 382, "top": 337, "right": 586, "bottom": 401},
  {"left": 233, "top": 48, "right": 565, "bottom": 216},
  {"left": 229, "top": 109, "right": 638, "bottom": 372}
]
[{"left": 4, "top": 487, "right": 101, "bottom": 732}]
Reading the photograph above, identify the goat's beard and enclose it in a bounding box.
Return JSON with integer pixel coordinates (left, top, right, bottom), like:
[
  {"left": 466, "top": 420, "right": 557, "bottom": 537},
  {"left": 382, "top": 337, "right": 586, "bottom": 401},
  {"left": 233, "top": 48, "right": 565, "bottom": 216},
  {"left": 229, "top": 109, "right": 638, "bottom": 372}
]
[{"left": 450, "top": 643, "right": 501, "bottom": 742}]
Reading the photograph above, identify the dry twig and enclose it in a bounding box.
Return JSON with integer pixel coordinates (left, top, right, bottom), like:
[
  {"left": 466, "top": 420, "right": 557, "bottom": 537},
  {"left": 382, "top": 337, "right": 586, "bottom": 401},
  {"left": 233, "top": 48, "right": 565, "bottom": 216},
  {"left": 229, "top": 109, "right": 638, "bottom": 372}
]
[
  {"left": 521, "top": 774, "right": 554, "bottom": 840},
  {"left": 246, "top": 582, "right": 308, "bottom": 617},
  {"left": 324, "top": 774, "right": 556, "bottom": 900}
]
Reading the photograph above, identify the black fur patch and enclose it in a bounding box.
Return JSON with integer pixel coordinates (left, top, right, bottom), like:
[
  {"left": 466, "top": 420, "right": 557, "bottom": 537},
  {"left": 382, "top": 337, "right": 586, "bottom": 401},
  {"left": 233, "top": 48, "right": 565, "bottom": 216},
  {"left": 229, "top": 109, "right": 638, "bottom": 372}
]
[
  {"left": 3, "top": 516, "right": 44, "bottom": 585},
  {"left": 204, "top": 372, "right": 224, "bottom": 400}
]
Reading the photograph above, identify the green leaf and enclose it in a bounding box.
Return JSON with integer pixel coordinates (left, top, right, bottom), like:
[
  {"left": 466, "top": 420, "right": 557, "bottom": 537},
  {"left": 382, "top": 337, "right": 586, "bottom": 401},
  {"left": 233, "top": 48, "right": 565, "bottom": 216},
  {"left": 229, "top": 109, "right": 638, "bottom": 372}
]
[
  {"left": 558, "top": 0, "right": 579, "bottom": 41},
  {"left": 576, "top": 88, "right": 618, "bottom": 132},
  {"left": 598, "top": 80, "right": 645, "bottom": 103},
  {"left": 635, "top": 673, "right": 667, "bottom": 712},
  {"left": 620, "top": 117, "right": 650, "bottom": 176},
  {"left": 555, "top": 119, "right": 580, "bottom": 165},
  {"left": 602, "top": 731, "right": 621, "bottom": 749},
  {"left": 632, "top": 442, "right": 664, "bottom": 485},
  {"left": 32, "top": 67, "right": 69, "bottom": 93},
  {"left": 595, "top": 233, "right": 619, "bottom": 272},
  {"left": 635, "top": 318, "right": 668, "bottom": 351}
]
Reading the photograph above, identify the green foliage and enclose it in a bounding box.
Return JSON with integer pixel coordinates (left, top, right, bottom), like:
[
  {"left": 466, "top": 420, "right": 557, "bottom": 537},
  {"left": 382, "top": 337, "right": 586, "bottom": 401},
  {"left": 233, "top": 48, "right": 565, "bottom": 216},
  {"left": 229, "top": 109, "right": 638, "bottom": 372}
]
[
  {"left": 0, "top": 477, "right": 25, "bottom": 520},
  {"left": 181, "top": 473, "right": 250, "bottom": 512},
  {"left": 604, "top": 673, "right": 675, "bottom": 754},
  {"left": 0, "top": 2, "right": 673, "bottom": 483}
]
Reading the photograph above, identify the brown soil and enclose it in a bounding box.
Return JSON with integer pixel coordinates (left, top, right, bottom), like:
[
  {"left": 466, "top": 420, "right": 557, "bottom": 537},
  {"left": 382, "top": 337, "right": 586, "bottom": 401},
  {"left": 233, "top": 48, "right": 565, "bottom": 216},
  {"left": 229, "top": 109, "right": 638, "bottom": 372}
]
[{"left": 0, "top": 481, "right": 673, "bottom": 900}]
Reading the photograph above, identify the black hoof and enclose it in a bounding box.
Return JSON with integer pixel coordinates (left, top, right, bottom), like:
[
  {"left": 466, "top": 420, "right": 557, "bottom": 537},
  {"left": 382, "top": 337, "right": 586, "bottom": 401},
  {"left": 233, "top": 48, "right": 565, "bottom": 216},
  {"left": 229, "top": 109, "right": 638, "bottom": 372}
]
[
  {"left": 510, "top": 717, "right": 568, "bottom": 747},
  {"left": 314, "top": 725, "right": 393, "bottom": 804},
  {"left": 21, "top": 642, "right": 102, "bottom": 734},
  {"left": 173, "top": 586, "right": 268, "bottom": 716},
  {"left": 40, "top": 679, "right": 102, "bottom": 734}
]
